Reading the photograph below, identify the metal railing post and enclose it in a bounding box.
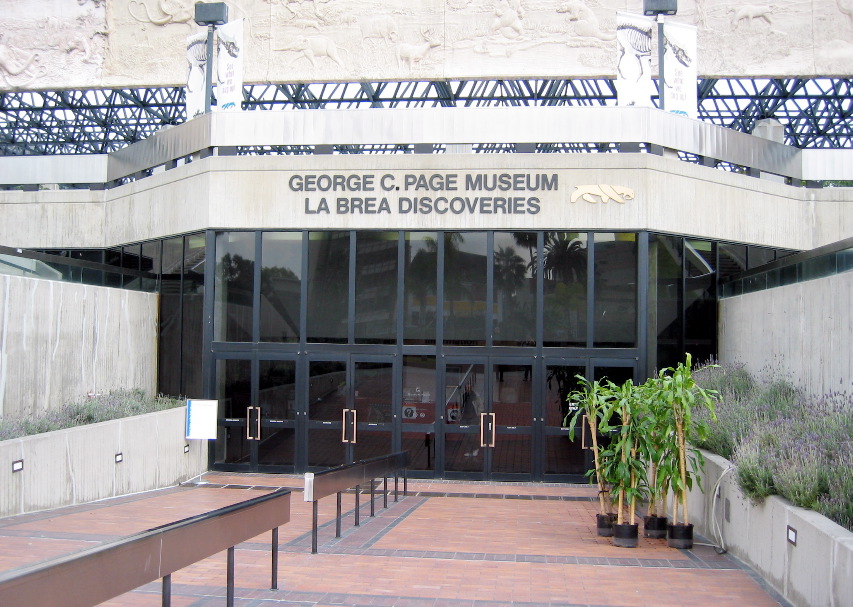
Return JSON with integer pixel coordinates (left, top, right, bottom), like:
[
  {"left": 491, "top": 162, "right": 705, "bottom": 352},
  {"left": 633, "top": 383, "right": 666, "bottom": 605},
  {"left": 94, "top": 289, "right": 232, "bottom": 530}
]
[
  {"left": 162, "top": 574, "right": 171, "bottom": 607},
  {"left": 383, "top": 476, "right": 388, "bottom": 508},
  {"left": 271, "top": 527, "right": 278, "bottom": 590},
  {"left": 336, "top": 492, "right": 342, "bottom": 538},
  {"left": 226, "top": 546, "right": 235, "bottom": 607},
  {"left": 355, "top": 484, "right": 360, "bottom": 526},
  {"left": 312, "top": 501, "right": 319, "bottom": 554},
  {"left": 370, "top": 479, "right": 375, "bottom": 517}
]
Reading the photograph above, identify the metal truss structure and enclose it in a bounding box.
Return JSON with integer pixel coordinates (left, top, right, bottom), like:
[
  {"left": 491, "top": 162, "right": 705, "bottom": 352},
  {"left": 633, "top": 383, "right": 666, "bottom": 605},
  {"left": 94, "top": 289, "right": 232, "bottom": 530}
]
[{"left": 0, "top": 78, "right": 851, "bottom": 156}]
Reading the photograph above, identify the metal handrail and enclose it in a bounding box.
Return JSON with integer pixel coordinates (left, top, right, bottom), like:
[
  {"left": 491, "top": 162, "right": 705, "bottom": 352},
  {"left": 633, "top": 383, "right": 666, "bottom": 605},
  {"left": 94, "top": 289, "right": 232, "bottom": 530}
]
[
  {"left": 0, "top": 487, "right": 292, "bottom": 607},
  {"left": 304, "top": 451, "right": 409, "bottom": 553}
]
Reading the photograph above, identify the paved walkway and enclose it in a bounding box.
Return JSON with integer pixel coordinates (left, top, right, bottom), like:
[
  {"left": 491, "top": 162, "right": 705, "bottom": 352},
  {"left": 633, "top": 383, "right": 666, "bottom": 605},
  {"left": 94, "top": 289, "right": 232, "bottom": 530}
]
[{"left": 0, "top": 473, "right": 790, "bottom": 607}]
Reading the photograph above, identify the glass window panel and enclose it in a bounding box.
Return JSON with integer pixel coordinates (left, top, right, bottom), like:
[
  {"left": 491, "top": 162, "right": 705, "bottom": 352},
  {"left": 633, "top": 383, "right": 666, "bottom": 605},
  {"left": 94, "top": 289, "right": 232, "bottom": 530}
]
[
  {"left": 404, "top": 232, "right": 438, "bottom": 345},
  {"left": 355, "top": 232, "right": 399, "bottom": 344},
  {"left": 307, "top": 232, "right": 349, "bottom": 344},
  {"left": 214, "top": 232, "right": 255, "bottom": 343},
  {"left": 140, "top": 240, "right": 161, "bottom": 292},
  {"left": 105, "top": 247, "right": 123, "bottom": 288},
  {"left": 802, "top": 255, "right": 837, "bottom": 280},
  {"left": 594, "top": 233, "right": 637, "bottom": 348},
  {"left": 685, "top": 240, "right": 716, "bottom": 365},
  {"left": 158, "top": 237, "right": 184, "bottom": 397},
  {"left": 839, "top": 248, "right": 853, "bottom": 273},
  {"left": 121, "top": 244, "right": 141, "bottom": 289},
  {"left": 718, "top": 243, "right": 747, "bottom": 281},
  {"left": 443, "top": 232, "right": 488, "bottom": 346},
  {"left": 493, "top": 232, "right": 535, "bottom": 346},
  {"left": 748, "top": 246, "right": 776, "bottom": 269},
  {"left": 648, "top": 234, "right": 681, "bottom": 373},
  {"left": 182, "top": 234, "right": 206, "bottom": 397},
  {"left": 260, "top": 232, "right": 302, "bottom": 343},
  {"left": 543, "top": 232, "right": 587, "bottom": 347}
]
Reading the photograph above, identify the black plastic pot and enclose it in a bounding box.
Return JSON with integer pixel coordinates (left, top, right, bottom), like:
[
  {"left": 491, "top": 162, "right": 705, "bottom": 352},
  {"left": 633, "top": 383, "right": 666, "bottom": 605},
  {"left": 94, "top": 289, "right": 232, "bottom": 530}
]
[
  {"left": 613, "top": 523, "right": 639, "bottom": 548},
  {"left": 667, "top": 523, "right": 694, "bottom": 549},
  {"left": 596, "top": 513, "right": 617, "bottom": 537},
  {"left": 643, "top": 515, "right": 668, "bottom": 539}
]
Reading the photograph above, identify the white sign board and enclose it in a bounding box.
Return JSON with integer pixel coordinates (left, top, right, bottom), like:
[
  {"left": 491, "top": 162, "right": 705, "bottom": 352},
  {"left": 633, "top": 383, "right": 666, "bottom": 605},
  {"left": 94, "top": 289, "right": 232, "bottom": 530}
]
[{"left": 185, "top": 399, "right": 218, "bottom": 440}]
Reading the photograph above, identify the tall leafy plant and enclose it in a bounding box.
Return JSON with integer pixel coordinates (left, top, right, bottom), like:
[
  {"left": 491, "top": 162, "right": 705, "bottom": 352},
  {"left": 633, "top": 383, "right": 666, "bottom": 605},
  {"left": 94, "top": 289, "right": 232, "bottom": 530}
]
[
  {"left": 651, "top": 354, "right": 718, "bottom": 526},
  {"left": 565, "top": 376, "right": 613, "bottom": 516},
  {"left": 642, "top": 375, "right": 676, "bottom": 520},
  {"left": 598, "top": 379, "right": 649, "bottom": 526}
]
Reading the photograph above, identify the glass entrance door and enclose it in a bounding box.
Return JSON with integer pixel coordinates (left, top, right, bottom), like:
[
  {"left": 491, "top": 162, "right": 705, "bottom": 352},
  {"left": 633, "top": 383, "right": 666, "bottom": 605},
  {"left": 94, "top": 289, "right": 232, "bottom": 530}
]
[
  {"left": 214, "top": 356, "right": 297, "bottom": 472},
  {"left": 442, "top": 358, "right": 534, "bottom": 479},
  {"left": 352, "top": 359, "right": 395, "bottom": 461},
  {"left": 541, "top": 359, "right": 637, "bottom": 481}
]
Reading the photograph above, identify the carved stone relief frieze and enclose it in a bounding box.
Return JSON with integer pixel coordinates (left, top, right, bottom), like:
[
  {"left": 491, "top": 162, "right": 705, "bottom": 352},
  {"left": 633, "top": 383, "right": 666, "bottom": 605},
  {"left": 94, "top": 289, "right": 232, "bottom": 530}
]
[
  {"left": 0, "top": 0, "right": 105, "bottom": 90},
  {"left": 1, "top": 1, "right": 851, "bottom": 91}
]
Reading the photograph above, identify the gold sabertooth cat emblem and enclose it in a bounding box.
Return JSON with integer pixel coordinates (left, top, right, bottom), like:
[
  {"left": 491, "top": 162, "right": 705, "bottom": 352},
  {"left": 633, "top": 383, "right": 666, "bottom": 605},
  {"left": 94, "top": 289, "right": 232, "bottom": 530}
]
[{"left": 571, "top": 185, "right": 636, "bottom": 204}]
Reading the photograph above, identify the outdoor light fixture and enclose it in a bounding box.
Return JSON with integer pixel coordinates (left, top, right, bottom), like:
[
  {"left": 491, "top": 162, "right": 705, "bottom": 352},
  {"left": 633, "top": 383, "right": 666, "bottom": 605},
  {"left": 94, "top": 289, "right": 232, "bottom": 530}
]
[
  {"left": 194, "top": 2, "right": 228, "bottom": 26},
  {"left": 787, "top": 525, "right": 798, "bottom": 546},
  {"left": 12, "top": 459, "right": 23, "bottom": 473},
  {"left": 184, "top": 444, "right": 190, "bottom": 454},
  {"left": 643, "top": 0, "right": 677, "bottom": 110},
  {"left": 643, "top": 0, "right": 677, "bottom": 15},
  {"left": 193, "top": 2, "right": 229, "bottom": 114},
  {"left": 115, "top": 452, "right": 123, "bottom": 464}
]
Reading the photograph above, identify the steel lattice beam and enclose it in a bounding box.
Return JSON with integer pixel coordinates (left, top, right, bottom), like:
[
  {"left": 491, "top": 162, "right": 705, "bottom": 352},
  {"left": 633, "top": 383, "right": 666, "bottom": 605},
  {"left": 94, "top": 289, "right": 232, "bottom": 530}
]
[{"left": 1, "top": 78, "right": 851, "bottom": 155}]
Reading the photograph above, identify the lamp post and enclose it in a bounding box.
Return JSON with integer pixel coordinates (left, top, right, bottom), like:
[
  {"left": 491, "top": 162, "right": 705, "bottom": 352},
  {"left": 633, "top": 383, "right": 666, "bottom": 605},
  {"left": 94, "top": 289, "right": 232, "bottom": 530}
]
[
  {"left": 194, "top": 2, "right": 229, "bottom": 114},
  {"left": 643, "top": 0, "right": 677, "bottom": 111}
]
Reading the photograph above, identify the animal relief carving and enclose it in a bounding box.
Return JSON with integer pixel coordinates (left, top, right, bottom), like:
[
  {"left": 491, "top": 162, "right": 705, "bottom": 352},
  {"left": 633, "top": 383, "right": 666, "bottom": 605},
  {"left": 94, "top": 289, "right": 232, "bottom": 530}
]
[{"left": 571, "top": 185, "right": 635, "bottom": 204}]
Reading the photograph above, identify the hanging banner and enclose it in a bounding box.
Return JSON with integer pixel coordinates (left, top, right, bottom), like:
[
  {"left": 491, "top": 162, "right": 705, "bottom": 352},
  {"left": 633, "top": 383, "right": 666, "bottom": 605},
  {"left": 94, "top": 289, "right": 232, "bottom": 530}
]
[
  {"left": 186, "top": 30, "right": 208, "bottom": 120},
  {"left": 185, "top": 399, "right": 218, "bottom": 440},
  {"left": 615, "top": 12, "right": 655, "bottom": 108},
  {"left": 216, "top": 18, "right": 245, "bottom": 112},
  {"left": 663, "top": 21, "right": 698, "bottom": 119}
]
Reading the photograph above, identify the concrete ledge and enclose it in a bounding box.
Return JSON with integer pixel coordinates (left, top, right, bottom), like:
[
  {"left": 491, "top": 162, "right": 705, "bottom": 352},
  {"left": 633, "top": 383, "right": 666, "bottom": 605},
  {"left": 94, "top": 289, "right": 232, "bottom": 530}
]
[
  {"left": 689, "top": 449, "right": 853, "bottom": 607},
  {"left": 0, "top": 407, "right": 208, "bottom": 518}
]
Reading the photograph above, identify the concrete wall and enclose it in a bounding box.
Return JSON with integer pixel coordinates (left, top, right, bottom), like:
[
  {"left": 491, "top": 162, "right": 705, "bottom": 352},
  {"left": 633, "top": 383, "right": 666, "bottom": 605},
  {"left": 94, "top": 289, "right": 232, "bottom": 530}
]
[
  {"left": 0, "top": 407, "right": 208, "bottom": 518},
  {"left": 2, "top": 153, "right": 852, "bottom": 251},
  {"left": 688, "top": 450, "right": 853, "bottom": 607},
  {"left": 719, "top": 271, "right": 853, "bottom": 396},
  {"left": 0, "top": 274, "right": 158, "bottom": 420}
]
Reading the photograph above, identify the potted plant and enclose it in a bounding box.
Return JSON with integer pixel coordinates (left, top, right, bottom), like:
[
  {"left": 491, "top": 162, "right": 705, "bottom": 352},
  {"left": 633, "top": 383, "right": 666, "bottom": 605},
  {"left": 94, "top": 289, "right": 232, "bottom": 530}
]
[
  {"left": 565, "top": 375, "right": 616, "bottom": 536},
  {"left": 641, "top": 374, "right": 675, "bottom": 539},
  {"left": 598, "top": 379, "right": 649, "bottom": 548},
  {"left": 652, "top": 354, "right": 719, "bottom": 548}
]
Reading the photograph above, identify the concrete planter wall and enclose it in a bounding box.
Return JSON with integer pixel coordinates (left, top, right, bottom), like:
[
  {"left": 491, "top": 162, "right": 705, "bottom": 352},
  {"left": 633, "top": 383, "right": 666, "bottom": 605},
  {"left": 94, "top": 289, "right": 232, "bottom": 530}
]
[
  {"left": 0, "top": 407, "right": 208, "bottom": 518},
  {"left": 688, "top": 449, "right": 853, "bottom": 607}
]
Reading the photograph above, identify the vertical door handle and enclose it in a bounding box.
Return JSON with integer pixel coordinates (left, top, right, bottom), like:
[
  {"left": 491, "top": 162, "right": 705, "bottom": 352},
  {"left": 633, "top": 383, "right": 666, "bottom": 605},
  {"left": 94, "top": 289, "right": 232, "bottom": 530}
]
[
  {"left": 342, "top": 409, "right": 350, "bottom": 443},
  {"left": 351, "top": 409, "right": 357, "bottom": 444},
  {"left": 479, "top": 412, "right": 487, "bottom": 447},
  {"left": 246, "top": 407, "right": 261, "bottom": 441},
  {"left": 487, "top": 413, "right": 496, "bottom": 447}
]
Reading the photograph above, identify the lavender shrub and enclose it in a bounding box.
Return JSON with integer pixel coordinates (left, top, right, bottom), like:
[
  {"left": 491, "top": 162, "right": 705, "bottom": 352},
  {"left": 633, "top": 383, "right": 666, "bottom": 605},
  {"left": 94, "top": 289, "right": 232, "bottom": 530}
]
[
  {"left": 694, "top": 361, "right": 853, "bottom": 532},
  {"left": 0, "top": 390, "right": 184, "bottom": 441}
]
